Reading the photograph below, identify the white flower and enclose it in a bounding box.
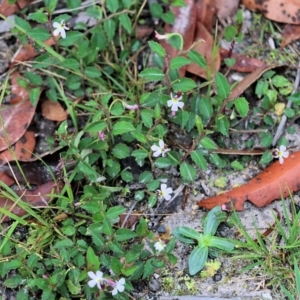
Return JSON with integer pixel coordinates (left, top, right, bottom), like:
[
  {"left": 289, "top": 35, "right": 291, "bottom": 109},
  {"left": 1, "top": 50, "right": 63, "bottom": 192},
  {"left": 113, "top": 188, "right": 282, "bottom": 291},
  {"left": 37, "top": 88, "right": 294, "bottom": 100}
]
[
  {"left": 151, "top": 140, "right": 170, "bottom": 157},
  {"left": 167, "top": 92, "right": 184, "bottom": 112},
  {"left": 111, "top": 278, "right": 125, "bottom": 296},
  {"left": 273, "top": 145, "right": 289, "bottom": 164},
  {"left": 154, "top": 240, "right": 166, "bottom": 252},
  {"left": 158, "top": 183, "right": 173, "bottom": 201},
  {"left": 53, "top": 20, "right": 69, "bottom": 39},
  {"left": 87, "top": 271, "right": 105, "bottom": 289}
]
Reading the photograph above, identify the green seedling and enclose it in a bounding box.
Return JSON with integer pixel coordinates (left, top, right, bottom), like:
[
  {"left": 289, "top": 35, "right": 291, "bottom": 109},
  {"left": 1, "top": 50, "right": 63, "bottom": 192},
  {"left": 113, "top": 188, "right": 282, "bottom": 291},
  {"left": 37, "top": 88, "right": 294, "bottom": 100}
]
[{"left": 173, "top": 206, "right": 235, "bottom": 275}]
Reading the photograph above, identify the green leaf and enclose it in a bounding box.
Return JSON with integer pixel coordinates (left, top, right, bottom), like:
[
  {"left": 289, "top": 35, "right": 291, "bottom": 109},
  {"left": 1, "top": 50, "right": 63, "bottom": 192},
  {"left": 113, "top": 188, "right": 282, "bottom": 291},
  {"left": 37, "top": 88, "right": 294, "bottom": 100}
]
[
  {"left": 44, "top": 0, "right": 58, "bottom": 13},
  {"left": 199, "top": 137, "right": 218, "bottom": 149},
  {"left": 209, "top": 153, "right": 226, "bottom": 168},
  {"left": 198, "top": 97, "right": 213, "bottom": 122},
  {"left": 154, "top": 157, "right": 176, "bottom": 168},
  {"left": 86, "top": 247, "right": 100, "bottom": 270},
  {"left": 119, "top": 14, "right": 132, "bottom": 33},
  {"left": 224, "top": 25, "right": 237, "bottom": 41},
  {"left": 148, "top": 195, "right": 157, "bottom": 208},
  {"left": 28, "top": 11, "right": 48, "bottom": 23},
  {"left": 27, "top": 28, "right": 51, "bottom": 40},
  {"left": 15, "top": 16, "right": 31, "bottom": 31},
  {"left": 59, "top": 31, "right": 84, "bottom": 46},
  {"left": 29, "top": 87, "right": 41, "bottom": 105},
  {"left": 234, "top": 97, "right": 249, "bottom": 117},
  {"left": 188, "top": 246, "right": 208, "bottom": 275},
  {"left": 172, "top": 78, "right": 197, "bottom": 92},
  {"left": 272, "top": 75, "right": 290, "bottom": 87},
  {"left": 107, "top": 0, "right": 119, "bottom": 13},
  {"left": 284, "top": 107, "right": 295, "bottom": 118},
  {"left": 112, "top": 143, "right": 130, "bottom": 159},
  {"left": 215, "top": 72, "right": 230, "bottom": 99},
  {"left": 259, "top": 151, "right": 273, "bottom": 165},
  {"left": 121, "top": 170, "right": 133, "bottom": 182},
  {"left": 288, "top": 92, "right": 300, "bottom": 105},
  {"left": 180, "top": 162, "right": 196, "bottom": 181},
  {"left": 115, "top": 228, "right": 137, "bottom": 241},
  {"left": 131, "top": 131, "right": 147, "bottom": 143},
  {"left": 84, "top": 67, "right": 101, "bottom": 79},
  {"left": 203, "top": 206, "right": 226, "bottom": 235},
  {"left": 231, "top": 160, "right": 244, "bottom": 170},
  {"left": 148, "top": 41, "right": 166, "bottom": 57},
  {"left": 216, "top": 115, "right": 230, "bottom": 137},
  {"left": 209, "top": 237, "right": 235, "bottom": 251},
  {"left": 139, "top": 68, "right": 165, "bottom": 81},
  {"left": 170, "top": 56, "right": 191, "bottom": 69},
  {"left": 139, "top": 171, "right": 153, "bottom": 183},
  {"left": 141, "top": 109, "right": 154, "bottom": 128},
  {"left": 131, "top": 149, "right": 148, "bottom": 160},
  {"left": 134, "top": 190, "right": 145, "bottom": 201},
  {"left": 187, "top": 50, "right": 207, "bottom": 68},
  {"left": 106, "top": 206, "right": 126, "bottom": 219},
  {"left": 112, "top": 121, "right": 135, "bottom": 135},
  {"left": 146, "top": 179, "right": 160, "bottom": 191},
  {"left": 191, "top": 150, "right": 207, "bottom": 170},
  {"left": 178, "top": 226, "right": 201, "bottom": 240},
  {"left": 106, "top": 159, "right": 120, "bottom": 177},
  {"left": 104, "top": 19, "right": 116, "bottom": 41}
]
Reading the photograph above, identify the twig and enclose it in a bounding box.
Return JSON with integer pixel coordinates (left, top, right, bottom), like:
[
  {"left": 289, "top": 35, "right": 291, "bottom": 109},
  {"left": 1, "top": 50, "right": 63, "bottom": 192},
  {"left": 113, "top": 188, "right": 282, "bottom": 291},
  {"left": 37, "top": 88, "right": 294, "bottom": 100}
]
[{"left": 272, "top": 62, "right": 300, "bottom": 146}]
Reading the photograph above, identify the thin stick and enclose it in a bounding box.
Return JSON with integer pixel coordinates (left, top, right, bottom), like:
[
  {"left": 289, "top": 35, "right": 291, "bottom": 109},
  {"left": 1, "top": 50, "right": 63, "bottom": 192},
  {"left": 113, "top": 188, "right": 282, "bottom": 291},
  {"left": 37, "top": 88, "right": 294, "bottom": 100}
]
[{"left": 272, "top": 62, "right": 300, "bottom": 146}]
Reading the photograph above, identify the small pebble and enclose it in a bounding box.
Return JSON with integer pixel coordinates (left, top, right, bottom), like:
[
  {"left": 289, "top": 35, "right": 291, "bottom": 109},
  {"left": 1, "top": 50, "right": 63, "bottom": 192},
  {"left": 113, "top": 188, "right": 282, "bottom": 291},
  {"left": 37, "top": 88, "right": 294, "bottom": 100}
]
[
  {"left": 148, "top": 279, "right": 161, "bottom": 292},
  {"left": 156, "top": 224, "right": 167, "bottom": 234},
  {"left": 213, "top": 273, "right": 222, "bottom": 282}
]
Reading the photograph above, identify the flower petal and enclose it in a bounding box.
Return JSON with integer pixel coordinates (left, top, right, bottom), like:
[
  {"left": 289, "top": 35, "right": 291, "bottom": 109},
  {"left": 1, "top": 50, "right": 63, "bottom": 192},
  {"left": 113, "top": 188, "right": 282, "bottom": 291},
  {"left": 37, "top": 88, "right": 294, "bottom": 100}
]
[
  {"left": 164, "top": 194, "right": 172, "bottom": 200},
  {"left": 88, "top": 279, "right": 96, "bottom": 288},
  {"left": 177, "top": 101, "right": 184, "bottom": 109},
  {"left": 112, "top": 288, "right": 118, "bottom": 296},
  {"left": 118, "top": 278, "right": 125, "bottom": 285},
  {"left": 87, "top": 271, "right": 96, "bottom": 279},
  {"left": 279, "top": 145, "right": 286, "bottom": 152},
  {"left": 60, "top": 29, "right": 66, "bottom": 38},
  {"left": 160, "top": 183, "right": 167, "bottom": 191},
  {"left": 158, "top": 140, "right": 165, "bottom": 149},
  {"left": 151, "top": 145, "right": 159, "bottom": 152},
  {"left": 165, "top": 187, "right": 173, "bottom": 194},
  {"left": 279, "top": 156, "right": 284, "bottom": 164},
  {"left": 167, "top": 99, "right": 173, "bottom": 107},
  {"left": 53, "top": 28, "right": 61, "bottom": 36},
  {"left": 283, "top": 151, "right": 289, "bottom": 158},
  {"left": 53, "top": 22, "right": 60, "bottom": 28}
]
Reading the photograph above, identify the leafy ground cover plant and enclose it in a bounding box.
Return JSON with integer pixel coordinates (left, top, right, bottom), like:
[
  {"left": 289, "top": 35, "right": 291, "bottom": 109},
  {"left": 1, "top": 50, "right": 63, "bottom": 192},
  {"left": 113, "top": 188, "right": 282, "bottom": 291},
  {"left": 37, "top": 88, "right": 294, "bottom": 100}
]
[
  {"left": 230, "top": 199, "right": 300, "bottom": 298},
  {"left": 0, "top": 0, "right": 300, "bottom": 299},
  {"left": 173, "top": 206, "right": 235, "bottom": 275}
]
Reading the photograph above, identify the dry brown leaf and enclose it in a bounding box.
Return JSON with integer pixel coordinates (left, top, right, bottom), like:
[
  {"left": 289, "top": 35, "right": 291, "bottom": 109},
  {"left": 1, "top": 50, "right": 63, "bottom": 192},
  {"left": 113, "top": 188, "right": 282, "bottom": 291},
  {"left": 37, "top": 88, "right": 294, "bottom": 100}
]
[
  {"left": 281, "top": 24, "right": 300, "bottom": 47},
  {"left": 0, "top": 181, "right": 63, "bottom": 222},
  {"left": 186, "top": 21, "right": 220, "bottom": 78},
  {"left": 160, "top": 0, "right": 197, "bottom": 76},
  {"left": 215, "top": 0, "right": 239, "bottom": 19},
  {"left": 0, "top": 171, "right": 14, "bottom": 186},
  {"left": 42, "top": 100, "right": 68, "bottom": 121},
  {"left": 243, "top": 0, "right": 300, "bottom": 24},
  {"left": 198, "top": 151, "right": 300, "bottom": 211},
  {"left": 220, "top": 48, "right": 266, "bottom": 72},
  {"left": 228, "top": 65, "right": 279, "bottom": 101},
  {"left": 10, "top": 37, "right": 56, "bottom": 67},
  {"left": 0, "top": 100, "right": 37, "bottom": 152},
  {"left": 0, "top": 131, "right": 35, "bottom": 165},
  {"left": 0, "top": 0, "right": 34, "bottom": 17}
]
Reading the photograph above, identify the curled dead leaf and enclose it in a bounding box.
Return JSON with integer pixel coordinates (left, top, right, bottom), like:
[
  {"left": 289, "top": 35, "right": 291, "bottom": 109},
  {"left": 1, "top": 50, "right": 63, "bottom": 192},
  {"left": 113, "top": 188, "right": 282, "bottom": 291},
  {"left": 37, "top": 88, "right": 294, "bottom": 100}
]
[
  {"left": 198, "top": 151, "right": 300, "bottom": 211},
  {"left": 281, "top": 24, "right": 300, "bottom": 47},
  {"left": 243, "top": 0, "right": 300, "bottom": 25},
  {"left": 0, "top": 131, "right": 36, "bottom": 165},
  {"left": 42, "top": 100, "right": 68, "bottom": 121},
  {"left": 0, "top": 0, "right": 34, "bottom": 17},
  {"left": 0, "top": 100, "right": 37, "bottom": 152},
  {"left": 0, "top": 181, "right": 63, "bottom": 222}
]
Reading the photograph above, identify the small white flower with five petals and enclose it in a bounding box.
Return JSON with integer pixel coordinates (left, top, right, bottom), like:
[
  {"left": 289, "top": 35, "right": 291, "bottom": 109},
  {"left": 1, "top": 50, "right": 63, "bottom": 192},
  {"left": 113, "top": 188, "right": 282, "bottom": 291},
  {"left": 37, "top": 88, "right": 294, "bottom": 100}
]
[
  {"left": 53, "top": 20, "right": 69, "bottom": 39},
  {"left": 87, "top": 271, "right": 105, "bottom": 290},
  {"left": 273, "top": 145, "right": 289, "bottom": 164},
  {"left": 154, "top": 240, "right": 166, "bottom": 252},
  {"left": 158, "top": 183, "right": 173, "bottom": 201},
  {"left": 111, "top": 278, "right": 125, "bottom": 296},
  {"left": 151, "top": 140, "right": 170, "bottom": 157},
  {"left": 167, "top": 92, "right": 184, "bottom": 112}
]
